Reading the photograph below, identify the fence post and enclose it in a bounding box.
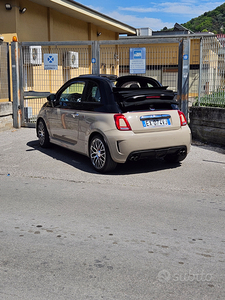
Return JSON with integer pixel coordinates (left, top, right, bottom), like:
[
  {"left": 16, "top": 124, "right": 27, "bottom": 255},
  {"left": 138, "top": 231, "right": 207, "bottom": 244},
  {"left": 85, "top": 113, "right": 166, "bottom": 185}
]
[
  {"left": 181, "top": 38, "right": 190, "bottom": 118},
  {"left": 198, "top": 38, "right": 203, "bottom": 106},
  {"left": 6, "top": 43, "right": 11, "bottom": 102},
  {"left": 177, "top": 39, "right": 183, "bottom": 110},
  {"left": 11, "top": 42, "right": 22, "bottom": 128},
  {"left": 92, "top": 41, "right": 100, "bottom": 75}
]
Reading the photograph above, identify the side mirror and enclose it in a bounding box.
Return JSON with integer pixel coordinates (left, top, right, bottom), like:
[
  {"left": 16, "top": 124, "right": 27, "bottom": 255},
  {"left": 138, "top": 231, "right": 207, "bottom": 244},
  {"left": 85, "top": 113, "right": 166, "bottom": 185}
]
[{"left": 47, "top": 94, "right": 56, "bottom": 102}]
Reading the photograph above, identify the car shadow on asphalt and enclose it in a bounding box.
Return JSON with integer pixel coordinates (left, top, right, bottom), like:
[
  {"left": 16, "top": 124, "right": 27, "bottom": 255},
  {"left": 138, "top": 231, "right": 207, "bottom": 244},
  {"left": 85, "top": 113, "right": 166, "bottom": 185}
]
[{"left": 27, "top": 140, "right": 181, "bottom": 175}]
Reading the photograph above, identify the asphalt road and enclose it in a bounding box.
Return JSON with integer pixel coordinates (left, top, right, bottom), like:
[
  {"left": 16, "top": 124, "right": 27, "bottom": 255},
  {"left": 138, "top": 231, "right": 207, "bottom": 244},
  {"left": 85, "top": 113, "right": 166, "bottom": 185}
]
[{"left": 0, "top": 128, "right": 225, "bottom": 300}]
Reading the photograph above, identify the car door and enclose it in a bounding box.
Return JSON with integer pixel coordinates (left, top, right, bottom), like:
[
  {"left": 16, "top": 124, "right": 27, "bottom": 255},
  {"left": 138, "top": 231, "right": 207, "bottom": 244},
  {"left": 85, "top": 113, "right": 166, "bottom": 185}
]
[
  {"left": 49, "top": 80, "right": 86, "bottom": 149},
  {"left": 76, "top": 80, "right": 103, "bottom": 153}
]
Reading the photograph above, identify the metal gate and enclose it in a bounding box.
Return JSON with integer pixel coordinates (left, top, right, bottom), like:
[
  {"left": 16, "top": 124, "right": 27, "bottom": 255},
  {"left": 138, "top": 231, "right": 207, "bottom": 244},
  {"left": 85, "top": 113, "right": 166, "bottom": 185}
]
[
  {"left": 0, "top": 42, "right": 10, "bottom": 102},
  {"left": 99, "top": 40, "right": 180, "bottom": 90},
  {"left": 15, "top": 41, "right": 92, "bottom": 126},
  {"left": 15, "top": 38, "right": 186, "bottom": 127},
  {"left": 11, "top": 34, "right": 218, "bottom": 128}
]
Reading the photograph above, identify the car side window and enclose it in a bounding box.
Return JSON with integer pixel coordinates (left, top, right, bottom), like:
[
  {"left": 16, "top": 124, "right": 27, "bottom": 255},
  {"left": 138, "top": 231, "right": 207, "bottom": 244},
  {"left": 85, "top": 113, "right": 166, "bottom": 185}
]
[
  {"left": 84, "top": 81, "right": 101, "bottom": 103},
  {"left": 147, "top": 83, "right": 154, "bottom": 88},
  {"left": 91, "top": 86, "right": 101, "bottom": 102},
  {"left": 59, "top": 81, "right": 85, "bottom": 107}
]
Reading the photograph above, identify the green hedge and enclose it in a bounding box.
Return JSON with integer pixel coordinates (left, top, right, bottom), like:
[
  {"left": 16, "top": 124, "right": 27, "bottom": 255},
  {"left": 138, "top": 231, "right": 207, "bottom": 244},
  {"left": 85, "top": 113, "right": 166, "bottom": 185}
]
[{"left": 193, "top": 91, "right": 225, "bottom": 108}]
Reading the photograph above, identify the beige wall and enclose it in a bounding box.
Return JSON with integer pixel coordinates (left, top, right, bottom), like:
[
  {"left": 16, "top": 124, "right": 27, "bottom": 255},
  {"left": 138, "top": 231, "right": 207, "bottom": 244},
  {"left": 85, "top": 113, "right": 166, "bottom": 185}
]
[
  {"left": 190, "top": 39, "right": 200, "bottom": 65},
  {"left": 50, "top": 9, "right": 89, "bottom": 41},
  {"left": 0, "top": 0, "right": 120, "bottom": 42},
  {"left": 88, "top": 24, "right": 119, "bottom": 41},
  {"left": 18, "top": 0, "right": 49, "bottom": 41},
  {"left": 0, "top": 0, "right": 17, "bottom": 35}
]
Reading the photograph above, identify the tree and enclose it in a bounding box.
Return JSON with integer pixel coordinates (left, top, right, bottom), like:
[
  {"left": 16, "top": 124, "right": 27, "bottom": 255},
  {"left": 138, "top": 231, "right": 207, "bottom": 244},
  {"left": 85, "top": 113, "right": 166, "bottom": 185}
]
[{"left": 173, "top": 3, "right": 225, "bottom": 33}]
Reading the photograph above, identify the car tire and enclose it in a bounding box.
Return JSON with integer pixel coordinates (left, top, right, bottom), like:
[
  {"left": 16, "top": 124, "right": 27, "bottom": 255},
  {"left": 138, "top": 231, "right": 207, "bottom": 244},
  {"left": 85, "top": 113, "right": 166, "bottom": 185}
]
[
  {"left": 89, "top": 135, "right": 117, "bottom": 173},
  {"left": 37, "top": 119, "right": 50, "bottom": 148}
]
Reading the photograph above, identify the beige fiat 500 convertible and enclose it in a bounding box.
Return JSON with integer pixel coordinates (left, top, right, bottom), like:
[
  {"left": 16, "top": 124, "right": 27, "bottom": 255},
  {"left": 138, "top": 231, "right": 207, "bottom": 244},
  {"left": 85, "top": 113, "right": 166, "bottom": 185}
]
[{"left": 36, "top": 75, "right": 191, "bottom": 173}]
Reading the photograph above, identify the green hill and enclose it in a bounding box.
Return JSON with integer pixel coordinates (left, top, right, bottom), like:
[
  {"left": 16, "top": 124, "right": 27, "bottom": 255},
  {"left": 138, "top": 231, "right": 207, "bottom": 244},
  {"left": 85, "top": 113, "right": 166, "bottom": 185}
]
[{"left": 181, "top": 3, "right": 225, "bottom": 34}]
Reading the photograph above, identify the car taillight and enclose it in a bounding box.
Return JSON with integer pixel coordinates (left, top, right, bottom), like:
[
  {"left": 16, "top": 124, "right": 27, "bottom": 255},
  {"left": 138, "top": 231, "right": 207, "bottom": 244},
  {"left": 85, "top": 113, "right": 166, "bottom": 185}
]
[
  {"left": 178, "top": 110, "right": 187, "bottom": 126},
  {"left": 114, "top": 114, "right": 132, "bottom": 131}
]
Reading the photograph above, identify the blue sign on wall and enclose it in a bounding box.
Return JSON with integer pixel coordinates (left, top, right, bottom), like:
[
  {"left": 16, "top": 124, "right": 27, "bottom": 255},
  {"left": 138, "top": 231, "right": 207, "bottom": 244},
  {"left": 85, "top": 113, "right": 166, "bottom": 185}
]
[{"left": 130, "top": 48, "right": 146, "bottom": 74}]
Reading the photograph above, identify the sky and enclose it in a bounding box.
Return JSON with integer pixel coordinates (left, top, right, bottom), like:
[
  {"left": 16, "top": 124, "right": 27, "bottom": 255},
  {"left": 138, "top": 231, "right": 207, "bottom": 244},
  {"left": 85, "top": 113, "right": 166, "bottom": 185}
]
[{"left": 77, "top": 0, "right": 224, "bottom": 31}]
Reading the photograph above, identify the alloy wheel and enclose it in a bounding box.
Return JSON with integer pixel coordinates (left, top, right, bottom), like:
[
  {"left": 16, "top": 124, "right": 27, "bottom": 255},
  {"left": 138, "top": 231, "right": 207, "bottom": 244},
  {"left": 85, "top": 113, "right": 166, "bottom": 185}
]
[{"left": 90, "top": 137, "right": 106, "bottom": 170}]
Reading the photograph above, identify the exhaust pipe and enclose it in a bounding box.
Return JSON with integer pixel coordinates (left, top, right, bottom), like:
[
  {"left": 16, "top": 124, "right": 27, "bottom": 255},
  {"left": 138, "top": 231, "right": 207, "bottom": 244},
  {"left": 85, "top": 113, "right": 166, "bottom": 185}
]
[{"left": 129, "top": 154, "right": 140, "bottom": 161}]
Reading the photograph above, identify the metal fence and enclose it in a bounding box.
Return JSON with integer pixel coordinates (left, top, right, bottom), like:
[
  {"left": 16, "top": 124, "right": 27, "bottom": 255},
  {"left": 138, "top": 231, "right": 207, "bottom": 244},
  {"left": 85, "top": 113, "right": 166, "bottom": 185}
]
[
  {"left": 0, "top": 42, "right": 10, "bottom": 102},
  {"left": 9, "top": 34, "right": 225, "bottom": 128},
  {"left": 197, "top": 35, "right": 225, "bottom": 107},
  {"left": 20, "top": 42, "right": 92, "bottom": 123},
  {"left": 99, "top": 42, "right": 180, "bottom": 91},
  {"left": 18, "top": 38, "right": 187, "bottom": 126}
]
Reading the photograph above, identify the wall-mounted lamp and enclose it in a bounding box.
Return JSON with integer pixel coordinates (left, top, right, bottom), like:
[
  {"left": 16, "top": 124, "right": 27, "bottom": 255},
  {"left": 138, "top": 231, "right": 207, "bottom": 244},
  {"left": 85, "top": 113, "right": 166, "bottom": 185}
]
[
  {"left": 19, "top": 7, "right": 27, "bottom": 14},
  {"left": 5, "top": 3, "right": 27, "bottom": 13},
  {"left": 97, "top": 32, "right": 102, "bottom": 37},
  {"left": 5, "top": 3, "right": 12, "bottom": 10}
]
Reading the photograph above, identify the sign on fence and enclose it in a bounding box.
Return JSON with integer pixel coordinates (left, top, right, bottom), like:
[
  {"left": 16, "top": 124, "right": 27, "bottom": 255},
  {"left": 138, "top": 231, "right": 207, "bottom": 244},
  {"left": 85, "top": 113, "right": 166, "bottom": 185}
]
[
  {"left": 44, "top": 54, "right": 58, "bottom": 70},
  {"left": 129, "top": 47, "right": 146, "bottom": 74}
]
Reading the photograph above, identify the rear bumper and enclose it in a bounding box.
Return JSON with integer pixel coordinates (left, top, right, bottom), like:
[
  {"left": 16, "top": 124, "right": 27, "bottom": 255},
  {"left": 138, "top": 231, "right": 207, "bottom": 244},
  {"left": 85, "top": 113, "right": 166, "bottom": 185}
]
[
  {"left": 105, "top": 126, "right": 191, "bottom": 163},
  {"left": 127, "top": 145, "right": 187, "bottom": 161}
]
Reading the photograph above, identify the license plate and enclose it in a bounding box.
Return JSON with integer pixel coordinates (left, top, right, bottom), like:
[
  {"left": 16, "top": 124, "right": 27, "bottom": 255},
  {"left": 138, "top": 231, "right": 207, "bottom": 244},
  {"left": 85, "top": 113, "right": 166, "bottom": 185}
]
[{"left": 142, "top": 118, "right": 170, "bottom": 127}]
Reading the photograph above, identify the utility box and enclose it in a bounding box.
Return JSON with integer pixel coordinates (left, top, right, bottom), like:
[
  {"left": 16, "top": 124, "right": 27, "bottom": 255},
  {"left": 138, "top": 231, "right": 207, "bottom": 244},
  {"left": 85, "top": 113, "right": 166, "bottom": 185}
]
[
  {"left": 137, "top": 28, "right": 152, "bottom": 36},
  {"left": 24, "top": 46, "right": 42, "bottom": 65},
  {"left": 63, "top": 51, "right": 79, "bottom": 68}
]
